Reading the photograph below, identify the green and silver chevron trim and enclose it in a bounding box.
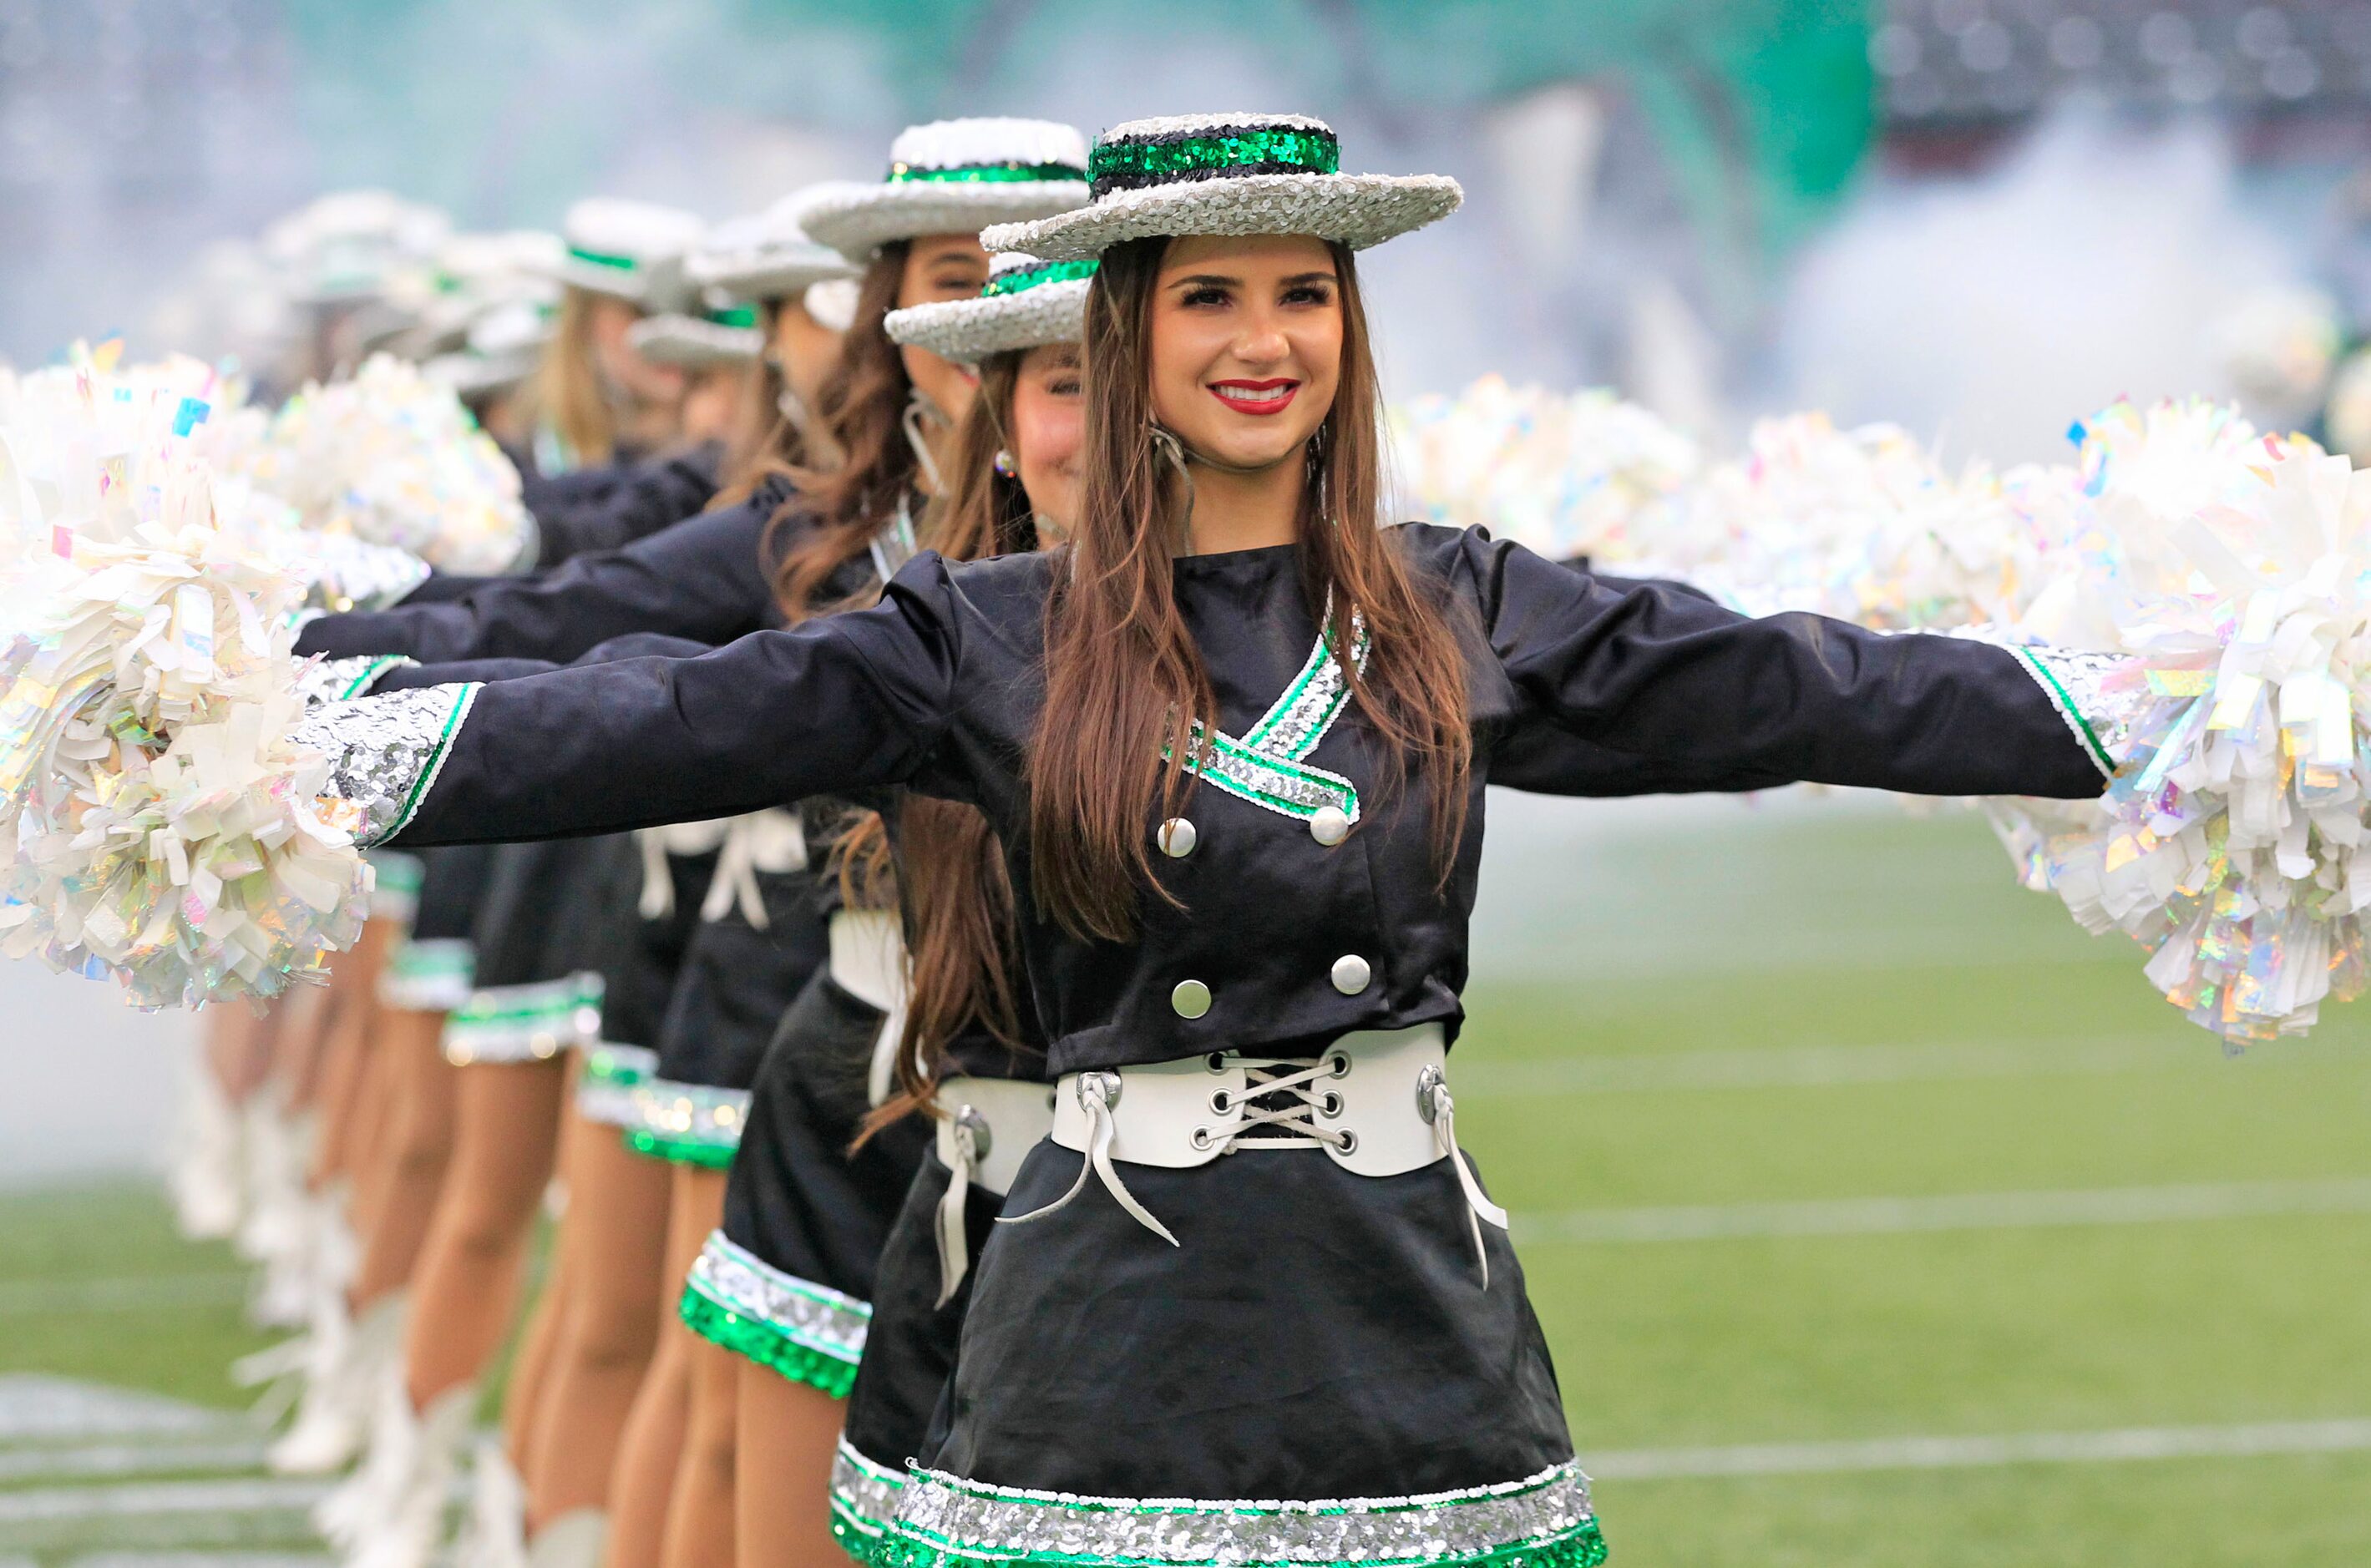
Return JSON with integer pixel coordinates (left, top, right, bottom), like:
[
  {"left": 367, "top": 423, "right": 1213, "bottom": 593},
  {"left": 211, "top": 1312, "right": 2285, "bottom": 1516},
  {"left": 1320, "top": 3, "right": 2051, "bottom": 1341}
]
[
  {"left": 377, "top": 937, "right": 475, "bottom": 1014},
  {"left": 1172, "top": 611, "right": 1368, "bottom": 826},
  {"left": 576, "top": 1043, "right": 659, "bottom": 1127},
  {"left": 622, "top": 1080, "right": 751, "bottom": 1166},
  {"left": 830, "top": 1439, "right": 907, "bottom": 1565},
  {"left": 442, "top": 971, "right": 604, "bottom": 1066},
  {"left": 879, "top": 1458, "right": 1604, "bottom": 1568},
  {"left": 679, "top": 1231, "right": 869, "bottom": 1399}
]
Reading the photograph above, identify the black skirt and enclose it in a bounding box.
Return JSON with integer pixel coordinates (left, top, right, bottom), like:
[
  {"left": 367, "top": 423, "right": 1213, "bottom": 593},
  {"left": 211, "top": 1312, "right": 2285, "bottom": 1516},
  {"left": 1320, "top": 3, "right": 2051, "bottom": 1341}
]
[
  {"left": 623, "top": 866, "right": 828, "bottom": 1168},
  {"left": 881, "top": 1144, "right": 1606, "bottom": 1568},
  {"left": 830, "top": 1148, "right": 996, "bottom": 1560},
  {"left": 376, "top": 844, "right": 497, "bottom": 1013},
  {"left": 442, "top": 837, "right": 626, "bottom": 1067},
  {"left": 575, "top": 844, "right": 715, "bottom": 1127},
  {"left": 679, "top": 972, "right": 930, "bottom": 1397}
]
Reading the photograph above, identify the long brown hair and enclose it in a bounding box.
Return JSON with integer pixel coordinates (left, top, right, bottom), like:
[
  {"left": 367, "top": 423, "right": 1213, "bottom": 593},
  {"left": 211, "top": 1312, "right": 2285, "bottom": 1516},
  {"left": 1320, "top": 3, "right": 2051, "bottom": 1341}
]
[
  {"left": 526, "top": 286, "right": 618, "bottom": 467},
  {"left": 1027, "top": 235, "right": 1473, "bottom": 943},
  {"left": 710, "top": 300, "right": 811, "bottom": 503},
  {"left": 856, "top": 352, "right": 1041, "bottom": 1141},
  {"left": 768, "top": 243, "right": 919, "bottom": 620}
]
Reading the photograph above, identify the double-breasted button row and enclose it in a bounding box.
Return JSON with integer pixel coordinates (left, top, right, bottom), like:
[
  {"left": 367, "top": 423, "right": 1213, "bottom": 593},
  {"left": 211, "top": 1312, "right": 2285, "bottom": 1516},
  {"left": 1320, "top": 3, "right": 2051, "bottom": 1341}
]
[
  {"left": 1168, "top": 957, "right": 1370, "bottom": 1019},
  {"left": 1155, "top": 807, "right": 1353, "bottom": 857}
]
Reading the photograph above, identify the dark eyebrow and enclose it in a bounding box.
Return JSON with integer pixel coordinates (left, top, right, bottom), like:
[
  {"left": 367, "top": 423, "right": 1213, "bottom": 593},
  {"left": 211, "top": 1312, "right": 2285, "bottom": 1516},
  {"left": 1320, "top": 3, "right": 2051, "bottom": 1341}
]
[
  {"left": 1282, "top": 271, "right": 1337, "bottom": 285},
  {"left": 1167, "top": 272, "right": 1240, "bottom": 288}
]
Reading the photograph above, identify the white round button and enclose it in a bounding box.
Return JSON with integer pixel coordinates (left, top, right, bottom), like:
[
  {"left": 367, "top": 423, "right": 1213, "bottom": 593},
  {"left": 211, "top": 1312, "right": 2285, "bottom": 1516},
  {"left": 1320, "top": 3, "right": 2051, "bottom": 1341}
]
[
  {"left": 1309, "top": 805, "right": 1350, "bottom": 846},
  {"left": 1158, "top": 818, "right": 1198, "bottom": 857},
  {"left": 1170, "top": 979, "right": 1213, "bottom": 1019},
  {"left": 1330, "top": 954, "right": 1372, "bottom": 995}
]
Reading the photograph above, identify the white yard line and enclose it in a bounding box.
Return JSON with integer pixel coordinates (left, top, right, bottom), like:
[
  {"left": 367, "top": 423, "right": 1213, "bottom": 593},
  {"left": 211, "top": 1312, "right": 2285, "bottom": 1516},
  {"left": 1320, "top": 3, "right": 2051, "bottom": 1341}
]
[
  {"left": 1586, "top": 1418, "right": 2371, "bottom": 1480},
  {"left": 1451, "top": 1037, "right": 2201, "bottom": 1097},
  {"left": 0, "top": 1377, "right": 237, "bottom": 1441},
  {"left": 1517, "top": 1176, "right": 2371, "bottom": 1244},
  {"left": 0, "top": 1440, "right": 266, "bottom": 1483},
  {"left": 0, "top": 1275, "right": 246, "bottom": 1317},
  {"left": 0, "top": 1478, "right": 324, "bottom": 1523}
]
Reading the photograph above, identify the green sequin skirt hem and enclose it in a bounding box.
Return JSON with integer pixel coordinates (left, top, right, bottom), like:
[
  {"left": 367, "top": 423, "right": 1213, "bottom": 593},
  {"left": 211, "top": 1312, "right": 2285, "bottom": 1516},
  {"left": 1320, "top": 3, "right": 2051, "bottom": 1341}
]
[
  {"left": 625, "top": 1129, "right": 741, "bottom": 1167},
  {"left": 870, "top": 1520, "right": 1606, "bottom": 1568},
  {"left": 678, "top": 1282, "right": 860, "bottom": 1399}
]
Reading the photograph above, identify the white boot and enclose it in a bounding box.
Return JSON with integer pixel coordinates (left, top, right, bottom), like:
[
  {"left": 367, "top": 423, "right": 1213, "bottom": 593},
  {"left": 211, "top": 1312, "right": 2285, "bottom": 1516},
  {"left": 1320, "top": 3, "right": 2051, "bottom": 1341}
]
[
  {"left": 266, "top": 1290, "right": 408, "bottom": 1476},
  {"left": 236, "top": 1089, "right": 299, "bottom": 1263},
  {"left": 167, "top": 1065, "right": 244, "bottom": 1241},
  {"left": 455, "top": 1435, "right": 528, "bottom": 1568},
  {"left": 524, "top": 1509, "right": 606, "bottom": 1568},
  {"left": 316, "top": 1363, "right": 430, "bottom": 1549},
  {"left": 347, "top": 1383, "right": 476, "bottom": 1568}
]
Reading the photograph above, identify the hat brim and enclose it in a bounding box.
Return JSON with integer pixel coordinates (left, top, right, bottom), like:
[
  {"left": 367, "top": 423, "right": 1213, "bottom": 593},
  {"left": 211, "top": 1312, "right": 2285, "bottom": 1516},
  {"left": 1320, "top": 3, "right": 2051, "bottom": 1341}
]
[
  {"left": 626, "top": 317, "right": 763, "bottom": 369},
  {"left": 981, "top": 172, "right": 1462, "bottom": 261},
  {"left": 689, "top": 249, "right": 858, "bottom": 301},
  {"left": 425, "top": 347, "right": 539, "bottom": 398},
  {"left": 884, "top": 280, "right": 1089, "bottom": 365},
  {"left": 801, "top": 181, "right": 1091, "bottom": 262},
  {"left": 550, "top": 256, "right": 659, "bottom": 300}
]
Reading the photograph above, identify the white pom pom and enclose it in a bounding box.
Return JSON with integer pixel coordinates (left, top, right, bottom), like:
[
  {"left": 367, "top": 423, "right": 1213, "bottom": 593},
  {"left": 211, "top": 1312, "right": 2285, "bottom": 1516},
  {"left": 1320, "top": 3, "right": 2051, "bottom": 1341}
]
[
  {"left": 228, "top": 354, "right": 531, "bottom": 575},
  {"left": 1994, "top": 397, "right": 2371, "bottom": 1044},
  {"left": 1391, "top": 375, "right": 1701, "bottom": 564},
  {"left": 0, "top": 382, "right": 370, "bottom": 1008}
]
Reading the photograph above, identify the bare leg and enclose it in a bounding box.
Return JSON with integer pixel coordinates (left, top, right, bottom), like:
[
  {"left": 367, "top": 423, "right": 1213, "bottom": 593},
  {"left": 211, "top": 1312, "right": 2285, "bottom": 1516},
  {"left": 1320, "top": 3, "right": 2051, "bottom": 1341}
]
[
  {"left": 733, "top": 1358, "right": 846, "bottom": 1568},
  {"left": 601, "top": 1165, "right": 711, "bottom": 1568},
  {"left": 344, "top": 1027, "right": 408, "bottom": 1246},
  {"left": 345, "top": 1011, "right": 458, "bottom": 1311},
  {"left": 310, "top": 921, "right": 396, "bottom": 1190},
  {"left": 501, "top": 1192, "right": 574, "bottom": 1481},
  {"left": 524, "top": 1110, "right": 667, "bottom": 1529},
  {"left": 403, "top": 1056, "right": 567, "bottom": 1408},
  {"left": 659, "top": 1167, "right": 735, "bottom": 1568}
]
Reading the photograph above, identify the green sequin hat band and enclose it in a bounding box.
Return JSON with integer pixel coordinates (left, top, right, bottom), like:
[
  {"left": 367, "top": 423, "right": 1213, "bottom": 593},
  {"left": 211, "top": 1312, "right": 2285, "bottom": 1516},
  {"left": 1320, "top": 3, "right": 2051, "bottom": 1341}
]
[
  {"left": 626, "top": 307, "right": 764, "bottom": 370},
  {"left": 553, "top": 197, "right": 705, "bottom": 309},
  {"left": 981, "top": 113, "right": 1462, "bottom": 264},
  {"left": 800, "top": 118, "right": 1092, "bottom": 262}
]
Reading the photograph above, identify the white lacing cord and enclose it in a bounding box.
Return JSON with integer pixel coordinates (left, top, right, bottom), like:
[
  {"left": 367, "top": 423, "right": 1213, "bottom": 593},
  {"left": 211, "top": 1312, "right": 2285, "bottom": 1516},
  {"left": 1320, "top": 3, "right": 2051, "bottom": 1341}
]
[
  {"left": 997, "top": 1072, "right": 1180, "bottom": 1247},
  {"left": 1199, "top": 1058, "right": 1350, "bottom": 1152},
  {"left": 935, "top": 1110, "right": 984, "bottom": 1308},
  {"left": 699, "top": 818, "right": 770, "bottom": 929},
  {"left": 1417, "top": 1066, "right": 1511, "bottom": 1289}
]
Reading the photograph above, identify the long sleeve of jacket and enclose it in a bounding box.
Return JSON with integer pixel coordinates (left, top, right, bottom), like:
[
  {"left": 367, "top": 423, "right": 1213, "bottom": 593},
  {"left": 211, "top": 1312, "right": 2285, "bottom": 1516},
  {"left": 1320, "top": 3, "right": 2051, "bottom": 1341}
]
[
  {"left": 299, "top": 562, "right": 965, "bottom": 850},
  {"left": 1459, "top": 529, "right": 2114, "bottom": 800},
  {"left": 293, "top": 493, "right": 781, "bottom": 665},
  {"left": 528, "top": 448, "right": 723, "bottom": 564}
]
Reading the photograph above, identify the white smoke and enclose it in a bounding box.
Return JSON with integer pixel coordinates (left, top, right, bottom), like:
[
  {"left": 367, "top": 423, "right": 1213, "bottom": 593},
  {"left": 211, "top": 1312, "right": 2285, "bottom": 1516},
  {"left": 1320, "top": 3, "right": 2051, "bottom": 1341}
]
[{"left": 1767, "top": 108, "right": 2325, "bottom": 464}]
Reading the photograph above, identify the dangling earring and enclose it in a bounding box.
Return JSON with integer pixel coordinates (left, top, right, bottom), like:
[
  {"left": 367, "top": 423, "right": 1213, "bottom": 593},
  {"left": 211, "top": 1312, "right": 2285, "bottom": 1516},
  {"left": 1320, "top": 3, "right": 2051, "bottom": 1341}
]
[
  {"left": 993, "top": 448, "right": 1016, "bottom": 478},
  {"left": 1148, "top": 423, "right": 1196, "bottom": 552}
]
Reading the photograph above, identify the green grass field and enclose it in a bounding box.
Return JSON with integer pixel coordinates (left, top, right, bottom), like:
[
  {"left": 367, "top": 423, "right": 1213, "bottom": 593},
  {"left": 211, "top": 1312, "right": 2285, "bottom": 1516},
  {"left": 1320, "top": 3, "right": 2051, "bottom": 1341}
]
[{"left": 6, "top": 798, "right": 2371, "bottom": 1564}]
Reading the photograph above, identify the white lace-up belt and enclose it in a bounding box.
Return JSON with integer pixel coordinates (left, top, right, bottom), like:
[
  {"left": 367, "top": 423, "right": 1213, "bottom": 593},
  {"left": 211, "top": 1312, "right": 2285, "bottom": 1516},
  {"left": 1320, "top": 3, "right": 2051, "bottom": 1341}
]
[
  {"left": 1000, "top": 1025, "right": 1511, "bottom": 1286},
  {"left": 929, "top": 1075, "right": 1056, "bottom": 1306}
]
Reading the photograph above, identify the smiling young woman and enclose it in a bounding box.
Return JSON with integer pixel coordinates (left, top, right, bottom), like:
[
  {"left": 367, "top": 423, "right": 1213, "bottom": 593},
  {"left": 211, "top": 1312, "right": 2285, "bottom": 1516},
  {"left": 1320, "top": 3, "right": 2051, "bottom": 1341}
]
[{"left": 296, "top": 113, "right": 2137, "bottom": 1568}]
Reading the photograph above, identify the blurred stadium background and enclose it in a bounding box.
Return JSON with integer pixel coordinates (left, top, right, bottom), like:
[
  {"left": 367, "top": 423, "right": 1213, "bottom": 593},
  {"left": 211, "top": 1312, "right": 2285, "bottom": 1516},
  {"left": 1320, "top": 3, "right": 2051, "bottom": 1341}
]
[{"left": 8, "top": 2, "right": 2371, "bottom": 1564}]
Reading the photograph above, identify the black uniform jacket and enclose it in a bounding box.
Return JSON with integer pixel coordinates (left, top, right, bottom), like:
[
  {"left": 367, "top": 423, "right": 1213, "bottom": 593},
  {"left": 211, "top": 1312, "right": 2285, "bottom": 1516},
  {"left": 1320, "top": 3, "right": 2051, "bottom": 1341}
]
[
  {"left": 526, "top": 444, "right": 725, "bottom": 565},
  {"left": 348, "top": 525, "right": 2110, "bottom": 1076}
]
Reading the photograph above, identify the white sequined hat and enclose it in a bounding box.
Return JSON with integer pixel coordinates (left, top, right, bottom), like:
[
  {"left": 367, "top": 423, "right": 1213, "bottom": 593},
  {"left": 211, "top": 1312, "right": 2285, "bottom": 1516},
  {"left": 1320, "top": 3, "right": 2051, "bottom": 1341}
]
[
  {"left": 688, "top": 189, "right": 862, "bottom": 301},
  {"left": 883, "top": 252, "right": 1094, "bottom": 364},
  {"left": 983, "top": 114, "right": 1460, "bottom": 261},
  {"left": 626, "top": 296, "right": 765, "bottom": 369},
  {"left": 799, "top": 119, "right": 1091, "bottom": 261},
  {"left": 554, "top": 198, "right": 706, "bottom": 309}
]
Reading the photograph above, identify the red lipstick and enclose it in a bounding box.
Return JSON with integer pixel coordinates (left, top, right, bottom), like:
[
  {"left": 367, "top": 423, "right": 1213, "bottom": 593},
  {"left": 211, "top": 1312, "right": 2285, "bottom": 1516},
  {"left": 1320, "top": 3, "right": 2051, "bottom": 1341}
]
[{"left": 1208, "top": 378, "right": 1299, "bottom": 417}]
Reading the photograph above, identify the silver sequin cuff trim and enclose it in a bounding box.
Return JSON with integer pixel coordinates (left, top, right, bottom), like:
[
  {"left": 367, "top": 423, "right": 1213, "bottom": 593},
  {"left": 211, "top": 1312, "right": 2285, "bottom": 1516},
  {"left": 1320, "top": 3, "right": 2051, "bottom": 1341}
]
[
  {"left": 2007, "top": 645, "right": 2146, "bottom": 777},
  {"left": 296, "top": 655, "right": 418, "bottom": 716},
  {"left": 684, "top": 1231, "right": 870, "bottom": 1364},
  {"left": 887, "top": 1457, "right": 1598, "bottom": 1567},
  {"left": 831, "top": 1438, "right": 907, "bottom": 1543},
  {"left": 294, "top": 682, "right": 483, "bottom": 847},
  {"left": 378, "top": 937, "right": 475, "bottom": 1012},
  {"left": 300, "top": 536, "right": 434, "bottom": 613},
  {"left": 442, "top": 972, "right": 604, "bottom": 1065}
]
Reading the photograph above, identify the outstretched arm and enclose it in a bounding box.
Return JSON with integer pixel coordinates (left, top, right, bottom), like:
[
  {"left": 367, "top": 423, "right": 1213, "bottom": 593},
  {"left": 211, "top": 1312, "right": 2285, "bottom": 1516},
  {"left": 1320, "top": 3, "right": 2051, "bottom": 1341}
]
[
  {"left": 295, "top": 568, "right": 962, "bottom": 849},
  {"left": 294, "top": 490, "right": 779, "bottom": 665},
  {"left": 1466, "top": 529, "right": 2120, "bottom": 800}
]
